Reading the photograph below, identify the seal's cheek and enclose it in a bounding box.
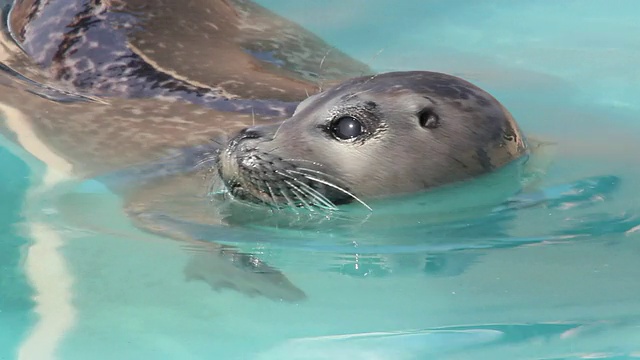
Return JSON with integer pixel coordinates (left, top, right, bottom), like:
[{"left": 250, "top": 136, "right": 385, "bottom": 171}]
[{"left": 297, "top": 143, "right": 396, "bottom": 197}]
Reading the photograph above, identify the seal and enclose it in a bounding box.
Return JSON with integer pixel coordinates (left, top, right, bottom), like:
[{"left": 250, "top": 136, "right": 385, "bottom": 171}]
[{"left": 0, "top": 0, "right": 528, "bottom": 301}]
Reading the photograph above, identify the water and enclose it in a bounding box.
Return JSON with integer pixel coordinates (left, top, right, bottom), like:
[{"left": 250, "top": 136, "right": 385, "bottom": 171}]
[
  {"left": 0, "top": 147, "right": 33, "bottom": 360},
  {"left": 2, "top": 0, "right": 640, "bottom": 359}
]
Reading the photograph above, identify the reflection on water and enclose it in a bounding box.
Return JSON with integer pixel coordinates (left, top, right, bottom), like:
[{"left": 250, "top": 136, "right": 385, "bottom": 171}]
[
  {"left": 0, "top": 145, "right": 33, "bottom": 360},
  {"left": 1, "top": 0, "right": 640, "bottom": 359},
  {"left": 258, "top": 319, "right": 640, "bottom": 360}
]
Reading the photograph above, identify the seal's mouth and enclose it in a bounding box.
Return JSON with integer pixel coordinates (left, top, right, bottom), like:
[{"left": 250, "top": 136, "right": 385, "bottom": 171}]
[{"left": 215, "top": 135, "right": 368, "bottom": 211}]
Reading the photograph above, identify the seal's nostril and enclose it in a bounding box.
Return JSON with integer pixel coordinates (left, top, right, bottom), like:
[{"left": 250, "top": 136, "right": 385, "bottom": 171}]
[{"left": 239, "top": 127, "right": 263, "bottom": 139}]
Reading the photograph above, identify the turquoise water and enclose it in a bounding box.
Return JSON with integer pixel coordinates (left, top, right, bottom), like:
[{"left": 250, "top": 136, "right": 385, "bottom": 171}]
[
  {"left": 3, "top": 1, "right": 640, "bottom": 359},
  {"left": 0, "top": 148, "right": 33, "bottom": 360}
]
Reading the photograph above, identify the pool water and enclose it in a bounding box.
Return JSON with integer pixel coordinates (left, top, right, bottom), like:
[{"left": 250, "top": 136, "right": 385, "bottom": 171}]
[
  {"left": 0, "top": 147, "right": 33, "bottom": 360},
  {"left": 2, "top": 1, "right": 640, "bottom": 359}
]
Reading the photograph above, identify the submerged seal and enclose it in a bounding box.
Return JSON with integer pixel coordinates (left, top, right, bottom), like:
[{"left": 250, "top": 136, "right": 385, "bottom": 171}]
[{"left": 0, "top": 0, "right": 528, "bottom": 301}]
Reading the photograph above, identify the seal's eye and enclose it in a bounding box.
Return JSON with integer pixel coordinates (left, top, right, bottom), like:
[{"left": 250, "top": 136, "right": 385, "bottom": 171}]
[
  {"left": 419, "top": 109, "right": 440, "bottom": 129},
  {"left": 330, "top": 116, "right": 363, "bottom": 140}
]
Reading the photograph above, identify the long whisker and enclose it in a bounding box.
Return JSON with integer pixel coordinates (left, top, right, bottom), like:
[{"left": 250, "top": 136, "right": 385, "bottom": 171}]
[
  {"left": 361, "top": 72, "right": 381, "bottom": 88},
  {"left": 263, "top": 181, "right": 280, "bottom": 208},
  {"left": 293, "top": 182, "right": 339, "bottom": 211},
  {"left": 278, "top": 186, "right": 301, "bottom": 215},
  {"left": 286, "top": 183, "right": 315, "bottom": 212},
  {"left": 317, "top": 49, "right": 332, "bottom": 93},
  {"left": 273, "top": 119, "right": 287, "bottom": 139},
  {"left": 281, "top": 158, "right": 325, "bottom": 167},
  {"left": 207, "top": 173, "right": 225, "bottom": 197},
  {"left": 358, "top": 48, "right": 385, "bottom": 77},
  {"left": 285, "top": 179, "right": 338, "bottom": 211},
  {"left": 285, "top": 168, "right": 362, "bottom": 210},
  {"left": 209, "top": 137, "right": 225, "bottom": 147},
  {"left": 286, "top": 176, "right": 338, "bottom": 210},
  {"left": 288, "top": 172, "right": 372, "bottom": 211},
  {"left": 345, "top": 88, "right": 373, "bottom": 101},
  {"left": 275, "top": 169, "right": 337, "bottom": 211},
  {"left": 319, "top": 49, "right": 331, "bottom": 72},
  {"left": 194, "top": 156, "right": 218, "bottom": 168},
  {"left": 251, "top": 107, "right": 256, "bottom": 127},
  {"left": 288, "top": 167, "right": 345, "bottom": 186},
  {"left": 370, "top": 48, "right": 385, "bottom": 66}
]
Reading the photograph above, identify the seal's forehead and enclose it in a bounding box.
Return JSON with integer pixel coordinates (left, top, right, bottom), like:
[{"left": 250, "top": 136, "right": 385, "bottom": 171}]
[
  {"left": 293, "top": 71, "right": 494, "bottom": 116},
  {"left": 333, "top": 71, "right": 492, "bottom": 103}
]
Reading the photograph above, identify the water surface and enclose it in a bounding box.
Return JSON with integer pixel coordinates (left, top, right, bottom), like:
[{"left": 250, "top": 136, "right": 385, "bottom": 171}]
[{"left": 2, "top": 1, "right": 640, "bottom": 359}]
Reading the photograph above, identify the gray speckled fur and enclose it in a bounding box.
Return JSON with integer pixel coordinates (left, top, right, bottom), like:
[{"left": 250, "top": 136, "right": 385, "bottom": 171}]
[{"left": 8, "top": 0, "right": 296, "bottom": 116}]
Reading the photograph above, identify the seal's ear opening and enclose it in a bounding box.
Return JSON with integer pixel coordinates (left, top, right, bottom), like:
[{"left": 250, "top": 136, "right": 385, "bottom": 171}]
[{"left": 418, "top": 109, "right": 440, "bottom": 129}]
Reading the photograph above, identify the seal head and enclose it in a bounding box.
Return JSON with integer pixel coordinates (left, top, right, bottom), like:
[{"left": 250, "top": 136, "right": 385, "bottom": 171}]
[{"left": 216, "top": 71, "right": 527, "bottom": 209}]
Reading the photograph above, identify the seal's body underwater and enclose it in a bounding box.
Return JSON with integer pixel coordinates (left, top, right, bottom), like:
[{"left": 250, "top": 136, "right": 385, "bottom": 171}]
[{"left": 0, "top": 0, "right": 528, "bottom": 300}]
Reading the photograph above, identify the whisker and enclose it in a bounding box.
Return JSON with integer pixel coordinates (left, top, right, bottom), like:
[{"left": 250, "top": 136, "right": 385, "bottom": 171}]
[
  {"left": 209, "top": 179, "right": 230, "bottom": 201},
  {"left": 294, "top": 173, "right": 372, "bottom": 211},
  {"left": 345, "top": 88, "right": 373, "bottom": 101},
  {"left": 294, "top": 183, "right": 338, "bottom": 211},
  {"left": 194, "top": 156, "right": 217, "bottom": 168},
  {"left": 317, "top": 49, "right": 332, "bottom": 93},
  {"left": 319, "top": 49, "right": 331, "bottom": 72},
  {"left": 285, "top": 179, "right": 338, "bottom": 211},
  {"left": 209, "top": 137, "right": 225, "bottom": 147},
  {"left": 274, "top": 169, "right": 335, "bottom": 211},
  {"left": 286, "top": 168, "right": 360, "bottom": 209},
  {"left": 279, "top": 186, "right": 301, "bottom": 214},
  {"left": 358, "top": 48, "right": 385, "bottom": 77},
  {"left": 288, "top": 167, "right": 344, "bottom": 185},
  {"left": 273, "top": 118, "right": 287, "bottom": 139},
  {"left": 370, "top": 48, "right": 385, "bottom": 66},
  {"left": 365, "top": 73, "right": 380, "bottom": 84},
  {"left": 284, "top": 175, "right": 338, "bottom": 210},
  {"left": 281, "top": 158, "right": 325, "bottom": 167},
  {"left": 263, "top": 181, "right": 280, "bottom": 208},
  {"left": 287, "top": 184, "right": 315, "bottom": 212},
  {"left": 251, "top": 107, "right": 256, "bottom": 127}
]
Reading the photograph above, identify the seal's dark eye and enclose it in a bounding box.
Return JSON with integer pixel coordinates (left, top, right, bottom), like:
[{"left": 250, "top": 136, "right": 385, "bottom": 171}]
[
  {"left": 330, "top": 116, "right": 363, "bottom": 140},
  {"left": 419, "top": 109, "right": 440, "bottom": 129}
]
